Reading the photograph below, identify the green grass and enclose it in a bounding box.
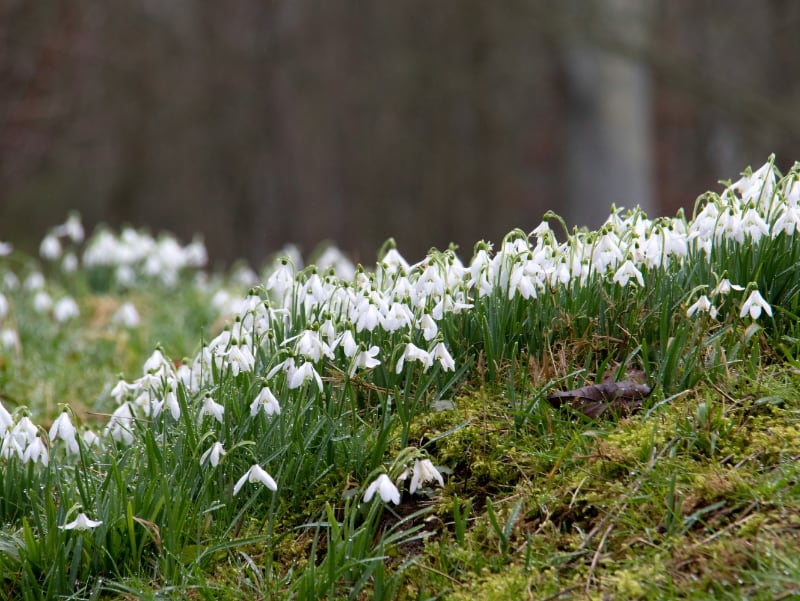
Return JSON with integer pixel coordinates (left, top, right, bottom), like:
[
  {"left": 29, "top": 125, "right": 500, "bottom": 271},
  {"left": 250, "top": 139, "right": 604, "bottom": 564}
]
[{"left": 2, "top": 160, "right": 800, "bottom": 599}]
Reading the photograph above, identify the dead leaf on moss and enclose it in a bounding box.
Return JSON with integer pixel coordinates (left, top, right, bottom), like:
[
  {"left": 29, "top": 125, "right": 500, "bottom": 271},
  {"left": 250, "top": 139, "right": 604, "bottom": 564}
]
[{"left": 547, "top": 379, "right": 652, "bottom": 419}]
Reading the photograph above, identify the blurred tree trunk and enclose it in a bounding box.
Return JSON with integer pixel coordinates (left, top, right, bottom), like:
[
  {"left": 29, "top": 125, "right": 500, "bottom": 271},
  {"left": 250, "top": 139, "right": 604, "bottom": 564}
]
[{"left": 561, "top": 0, "right": 656, "bottom": 229}]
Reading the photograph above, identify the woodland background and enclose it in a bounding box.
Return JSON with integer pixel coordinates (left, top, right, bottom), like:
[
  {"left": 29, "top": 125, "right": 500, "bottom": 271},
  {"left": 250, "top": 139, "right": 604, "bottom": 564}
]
[{"left": 2, "top": 1, "right": 800, "bottom": 266}]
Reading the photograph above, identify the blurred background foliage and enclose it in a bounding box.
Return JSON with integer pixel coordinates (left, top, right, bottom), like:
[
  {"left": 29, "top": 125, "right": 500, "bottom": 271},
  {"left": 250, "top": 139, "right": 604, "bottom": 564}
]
[{"left": 1, "top": 0, "right": 800, "bottom": 266}]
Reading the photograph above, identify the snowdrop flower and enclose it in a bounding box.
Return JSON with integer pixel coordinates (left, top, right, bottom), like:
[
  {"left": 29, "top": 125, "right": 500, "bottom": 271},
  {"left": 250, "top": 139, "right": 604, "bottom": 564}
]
[
  {"left": 24, "top": 272, "right": 45, "bottom": 291},
  {"left": 49, "top": 411, "right": 79, "bottom": 454},
  {"left": 431, "top": 342, "right": 456, "bottom": 372},
  {"left": 226, "top": 344, "right": 255, "bottom": 376},
  {"left": 287, "top": 361, "right": 323, "bottom": 391},
  {"left": 363, "top": 473, "right": 401, "bottom": 505},
  {"left": 33, "top": 291, "right": 52, "bottom": 313},
  {"left": 292, "top": 330, "right": 333, "bottom": 362},
  {"left": 419, "top": 314, "right": 438, "bottom": 342},
  {"left": 200, "top": 441, "right": 226, "bottom": 467},
  {"left": 82, "top": 429, "right": 101, "bottom": 449},
  {"left": 407, "top": 459, "right": 444, "bottom": 494},
  {"left": 772, "top": 202, "right": 800, "bottom": 236},
  {"left": 740, "top": 289, "right": 773, "bottom": 320},
  {"left": 250, "top": 386, "right": 281, "bottom": 417},
  {"left": 233, "top": 464, "right": 278, "bottom": 496},
  {"left": 0, "top": 328, "right": 19, "bottom": 352},
  {"left": 61, "top": 252, "right": 79, "bottom": 273},
  {"left": 686, "top": 295, "right": 717, "bottom": 319},
  {"left": 54, "top": 213, "right": 85, "bottom": 243},
  {"left": 53, "top": 297, "right": 79, "bottom": 322},
  {"left": 60, "top": 513, "right": 102, "bottom": 531},
  {"left": 143, "top": 349, "right": 171, "bottom": 376},
  {"left": 198, "top": 395, "right": 225, "bottom": 425},
  {"left": 164, "top": 389, "right": 181, "bottom": 420},
  {"left": 396, "top": 342, "right": 433, "bottom": 374},
  {"left": 0, "top": 401, "right": 13, "bottom": 435},
  {"left": 0, "top": 241, "right": 11, "bottom": 256},
  {"left": 612, "top": 260, "right": 644, "bottom": 287},
  {"left": 349, "top": 345, "right": 381, "bottom": 377},
  {"left": 104, "top": 402, "right": 135, "bottom": 445},
  {"left": 112, "top": 302, "right": 141, "bottom": 328},
  {"left": 39, "top": 234, "right": 62, "bottom": 261},
  {"left": 712, "top": 279, "right": 744, "bottom": 297},
  {"left": 22, "top": 437, "right": 48, "bottom": 466},
  {"left": 336, "top": 330, "right": 358, "bottom": 358},
  {"left": 0, "top": 293, "right": 8, "bottom": 319},
  {"left": 354, "top": 301, "right": 382, "bottom": 333}
]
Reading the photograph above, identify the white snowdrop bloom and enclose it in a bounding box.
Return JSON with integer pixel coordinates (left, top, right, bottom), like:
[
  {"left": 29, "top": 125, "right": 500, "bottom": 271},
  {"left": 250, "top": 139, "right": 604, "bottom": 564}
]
[
  {"left": 233, "top": 464, "right": 278, "bottom": 496},
  {"left": 112, "top": 302, "right": 140, "bottom": 328},
  {"left": 2, "top": 271, "right": 17, "bottom": 290},
  {"left": 24, "top": 272, "right": 45, "bottom": 291},
  {"left": 39, "top": 234, "right": 62, "bottom": 261},
  {"left": 22, "top": 437, "right": 48, "bottom": 466},
  {"left": 56, "top": 213, "right": 85, "bottom": 243},
  {"left": 287, "top": 361, "right": 323, "bottom": 391},
  {"left": 612, "top": 260, "right": 644, "bottom": 288},
  {"left": 0, "top": 293, "right": 8, "bottom": 319},
  {"left": 0, "top": 436, "right": 23, "bottom": 460},
  {"left": 740, "top": 290, "right": 773, "bottom": 320},
  {"left": 49, "top": 411, "right": 79, "bottom": 455},
  {"left": 712, "top": 279, "right": 744, "bottom": 297},
  {"left": 104, "top": 402, "right": 135, "bottom": 445},
  {"left": 10, "top": 416, "right": 38, "bottom": 448},
  {"left": 419, "top": 314, "right": 438, "bottom": 342},
  {"left": 62, "top": 252, "right": 79, "bottom": 273},
  {"left": 53, "top": 297, "right": 79, "bottom": 322},
  {"left": 380, "top": 248, "right": 410, "bottom": 276},
  {"left": 60, "top": 513, "right": 102, "bottom": 531},
  {"left": 110, "top": 379, "right": 133, "bottom": 404},
  {"left": 200, "top": 442, "right": 226, "bottom": 468},
  {"left": 363, "top": 473, "right": 401, "bottom": 505},
  {"left": 354, "top": 300, "right": 382, "bottom": 333},
  {"left": 198, "top": 395, "right": 225, "bottom": 425},
  {"left": 686, "top": 295, "right": 717, "bottom": 319},
  {"left": 0, "top": 241, "right": 11, "bottom": 256},
  {"left": 82, "top": 429, "right": 101, "bottom": 449},
  {"left": 349, "top": 346, "right": 381, "bottom": 377},
  {"left": 336, "top": 330, "right": 358, "bottom": 358},
  {"left": 396, "top": 342, "right": 433, "bottom": 374},
  {"left": 408, "top": 459, "right": 444, "bottom": 494},
  {"left": 508, "top": 262, "right": 539, "bottom": 300},
  {"left": 115, "top": 265, "right": 136, "bottom": 287},
  {"left": 250, "top": 386, "right": 281, "bottom": 417},
  {"left": 33, "top": 291, "right": 53, "bottom": 313},
  {"left": 739, "top": 208, "right": 769, "bottom": 242},
  {"left": 728, "top": 160, "right": 776, "bottom": 209},
  {"left": 382, "top": 302, "right": 414, "bottom": 332},
  {"left": 265, "top": 260, "right": 295, "bottom": 305},
  {"left": 0, "top": 328, "right": 17, "bottom": 352},
  {"left": 0, "top": 401, "right": 13, "bottom": 435},
  {"left": 184, "top": 238, "right": 208, "bottom": 268},
  {"left": 226, "top": 344, "right": 255, "bottom": 376},
  {"left": 431, "top": 294, "right": 473, "bottom": 320},
  {"left": 143, "top": 349, "right": 171, "bottom": 375},
  {"left": 431, "top": 342, "right": 456, "bottom": 372},
  {"left": 292, "top": 330, "right": 333, "bottom": 363},
  {"left": 772, "top": 201, "right": 800, "bottom": 236},
  {"left": 165, "top": 389, "right": 181, "bottom": 420},
  {"left": 592, "top": 233, "right": 624, "bottom": 273}
]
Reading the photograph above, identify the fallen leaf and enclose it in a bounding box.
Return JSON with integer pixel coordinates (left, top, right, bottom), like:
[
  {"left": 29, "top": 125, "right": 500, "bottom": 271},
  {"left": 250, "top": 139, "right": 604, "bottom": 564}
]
[{"left": 547, "top": 380, "right": 652, "bottom": 419}]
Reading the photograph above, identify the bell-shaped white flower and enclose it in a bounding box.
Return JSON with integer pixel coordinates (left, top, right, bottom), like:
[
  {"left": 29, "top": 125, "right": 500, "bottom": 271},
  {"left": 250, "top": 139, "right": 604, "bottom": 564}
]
[
  {"left": 396, "top": 342, "right": 433, "bottom": 374},
  {"left": 233, "top": 464, "right": 278, "bottom": 496},
  {"left": 250, "top": 386, "right": 281, "bottom": 417},
  {"left": 349, "top": 346, "right": 381, "bottom": 377},
  {"left": 612, "top": 260, "right": 644, "bottom": 287},
  {"left": 53, "top": 297, "right": 80, "bottom": 323},
  {"left": 198, "top": 395, "right": 225, "bottom": 425},
  {"left": 740, "top": 290, "right": 773, "bottom": 320},
  {"left": 363, "top": 473, "right": 401, "bottom": 505},
  {"left": 431, "top": 342, "right": 455, "bottom": 372},
  {"left": 287, "top": 361, "right": 323, "bottom": 391},
  {"left": 408, "top": 459, "right": 444, "bottom": 494},
  {"left": 200, "top": 441, "right": 226, "bottom": 468},
  {"left": 49, "top": 411, "right": 79, "bottom": 455},
  {"left": 61, "top": 513, "right": 102, "bottom": 531},
  {"left": 686, "top": 295, "right": 717, "bottom": 319}
]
